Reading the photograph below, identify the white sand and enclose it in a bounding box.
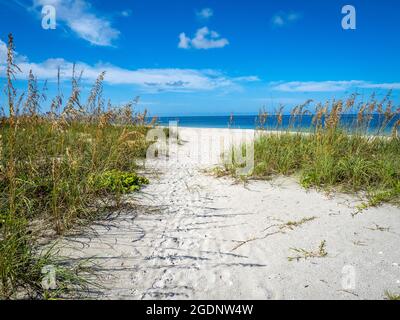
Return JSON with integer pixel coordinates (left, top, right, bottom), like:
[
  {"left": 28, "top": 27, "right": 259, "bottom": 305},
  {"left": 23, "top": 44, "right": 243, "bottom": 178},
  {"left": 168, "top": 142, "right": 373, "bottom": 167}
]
[{"left": 59, "top": 127, "right": 400, "bottom": 300}]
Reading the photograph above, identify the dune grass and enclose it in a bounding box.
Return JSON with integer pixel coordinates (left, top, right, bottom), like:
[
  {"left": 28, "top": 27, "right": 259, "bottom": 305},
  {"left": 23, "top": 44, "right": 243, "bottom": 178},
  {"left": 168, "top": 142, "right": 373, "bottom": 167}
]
[
  {"left": 226, "top": 94, "right": 400, "bottom": 209},
  {"left": 0, "top": 34, "right": 154, "bottom": 298},
  {"left": 384, "top": 290, "right": 400, "bottom": 300}
]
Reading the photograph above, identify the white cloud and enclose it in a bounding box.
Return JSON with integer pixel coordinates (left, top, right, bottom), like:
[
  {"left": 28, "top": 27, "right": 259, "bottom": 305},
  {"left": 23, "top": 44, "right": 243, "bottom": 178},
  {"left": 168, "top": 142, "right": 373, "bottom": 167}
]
[
  {"left": 0, "top": 39, "right": 7, "bottom": 63},
  {"left": 178, "top": 33, "right": 191, "bottom": 49},
  {"left": 178, "top": 27, "right": 229, "bottom": 50},
  {"left": 32, "top": 0, "right": 120, "bottom": 46},
  {"left": 196, "top": 8, "right": 213, "bottom": 20},
  {"left": 233, "top": 76, "right": 260, "bottom": 82},
  {"left": 0, "top": 39, "right": 256, "bottom": 92},
  {"left": 121, "top": 9, "right": 132, "bottom": 17},
  {"left": 272, "top": 16, "right": 285, "bottom": 27},
  {"left": 270, "top": 81, "right": 400, "bottom": 92},
  {"left": 271, "top": 11, "right": 302, "bottom": 27},
  {"left": 359, "top": 83, "right": 400, "bottom": 90}
]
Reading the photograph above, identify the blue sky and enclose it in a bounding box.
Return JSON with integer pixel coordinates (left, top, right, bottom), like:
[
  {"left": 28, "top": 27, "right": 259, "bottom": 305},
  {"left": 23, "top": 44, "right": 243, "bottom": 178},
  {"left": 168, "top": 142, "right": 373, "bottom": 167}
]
[{"left": 0, "top": 0, "right": 400, "bottom": 116}]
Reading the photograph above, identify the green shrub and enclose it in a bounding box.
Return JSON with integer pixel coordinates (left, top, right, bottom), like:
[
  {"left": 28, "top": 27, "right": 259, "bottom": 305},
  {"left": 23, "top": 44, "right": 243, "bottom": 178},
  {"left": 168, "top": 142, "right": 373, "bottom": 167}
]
[{"left": 90, "top": 170, "right": 149, "bottom": 194}]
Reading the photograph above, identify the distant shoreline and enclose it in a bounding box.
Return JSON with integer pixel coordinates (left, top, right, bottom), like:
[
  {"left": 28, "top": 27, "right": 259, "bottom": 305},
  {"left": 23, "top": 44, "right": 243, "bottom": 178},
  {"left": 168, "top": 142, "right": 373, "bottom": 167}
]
[{"left": 154, "top": 114, "right": 400, "bottom": 131}]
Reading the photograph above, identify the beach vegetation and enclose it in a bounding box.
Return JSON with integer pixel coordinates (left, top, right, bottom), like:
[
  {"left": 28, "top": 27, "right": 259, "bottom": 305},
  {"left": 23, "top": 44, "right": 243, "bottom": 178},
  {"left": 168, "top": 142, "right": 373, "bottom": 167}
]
[
  {"left": 0, "top": 34, "right": 152, "bottom": 299},
  {"left": 90, "top": 170, "right": 149, "bottom": 195},
  {"left": 226, "top": 93, "right": 400, "bottom": 209},
  {"left": 288, "top": 240, "right": 328, "bottom": 262},
  {"left": 384, "top": 290, "right": 400, "bottom": 300}
]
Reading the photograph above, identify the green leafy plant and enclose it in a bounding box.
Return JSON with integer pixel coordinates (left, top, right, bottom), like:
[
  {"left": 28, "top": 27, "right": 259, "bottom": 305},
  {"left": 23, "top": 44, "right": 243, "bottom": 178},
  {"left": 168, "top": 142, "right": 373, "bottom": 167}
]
[{"left": 90, "top": 170, "right": 149, "bottom": 194}]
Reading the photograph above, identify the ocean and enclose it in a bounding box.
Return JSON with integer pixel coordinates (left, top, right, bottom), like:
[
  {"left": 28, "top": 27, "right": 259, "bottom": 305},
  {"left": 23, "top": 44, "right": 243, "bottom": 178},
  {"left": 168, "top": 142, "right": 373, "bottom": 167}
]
[{"left": 157, "top": 114, "right": 400, "bottom": 133}]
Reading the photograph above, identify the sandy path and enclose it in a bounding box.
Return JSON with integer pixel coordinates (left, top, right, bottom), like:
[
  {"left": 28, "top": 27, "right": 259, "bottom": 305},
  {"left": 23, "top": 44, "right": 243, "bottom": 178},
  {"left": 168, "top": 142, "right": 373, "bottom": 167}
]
[{"left": 60, "top": 128, "right": 400, "bottom": 300}]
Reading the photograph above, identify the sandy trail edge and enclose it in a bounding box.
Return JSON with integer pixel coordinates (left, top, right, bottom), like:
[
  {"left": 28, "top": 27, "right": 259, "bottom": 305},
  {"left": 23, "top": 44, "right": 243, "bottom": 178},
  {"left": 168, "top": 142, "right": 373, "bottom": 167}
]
[{"left": 58, "top": 127, "right": 400, "bottom": 300}]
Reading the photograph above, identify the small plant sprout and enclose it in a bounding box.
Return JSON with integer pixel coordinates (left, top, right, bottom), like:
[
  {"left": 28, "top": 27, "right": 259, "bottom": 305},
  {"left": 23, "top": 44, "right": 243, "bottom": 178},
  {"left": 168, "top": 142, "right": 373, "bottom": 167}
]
[{"left": 288, "top": 240, "right": 328, "bottom": 262}]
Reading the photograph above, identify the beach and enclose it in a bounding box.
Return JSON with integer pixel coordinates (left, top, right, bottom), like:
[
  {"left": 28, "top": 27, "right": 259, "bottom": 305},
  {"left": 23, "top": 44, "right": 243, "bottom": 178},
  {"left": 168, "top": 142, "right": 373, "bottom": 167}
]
[{"left": 59, "top": 127, "right": 400, "bottom": 300}]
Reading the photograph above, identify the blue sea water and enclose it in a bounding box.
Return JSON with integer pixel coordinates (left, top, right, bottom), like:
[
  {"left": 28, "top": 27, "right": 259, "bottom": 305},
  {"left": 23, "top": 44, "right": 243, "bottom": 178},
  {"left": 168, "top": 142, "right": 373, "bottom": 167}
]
[{"left": 157, "top": 114, "right": 399, "bottom": 133}]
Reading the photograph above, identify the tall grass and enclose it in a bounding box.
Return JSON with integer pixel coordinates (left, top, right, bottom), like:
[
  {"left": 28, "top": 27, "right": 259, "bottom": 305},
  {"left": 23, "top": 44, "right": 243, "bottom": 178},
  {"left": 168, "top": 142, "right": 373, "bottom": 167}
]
[
  {"left": 229, "top": 93, "right": 400, "bottom": 208},
  {"left": 0, "top": 34, "right": 153, "bottom": 298}
]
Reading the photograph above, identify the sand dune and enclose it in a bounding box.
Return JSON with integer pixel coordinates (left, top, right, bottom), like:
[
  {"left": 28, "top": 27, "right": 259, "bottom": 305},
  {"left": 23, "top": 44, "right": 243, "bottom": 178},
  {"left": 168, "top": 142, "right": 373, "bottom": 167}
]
[{"left": 59, "top": 127, "right": 400, "bottom": 300}]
